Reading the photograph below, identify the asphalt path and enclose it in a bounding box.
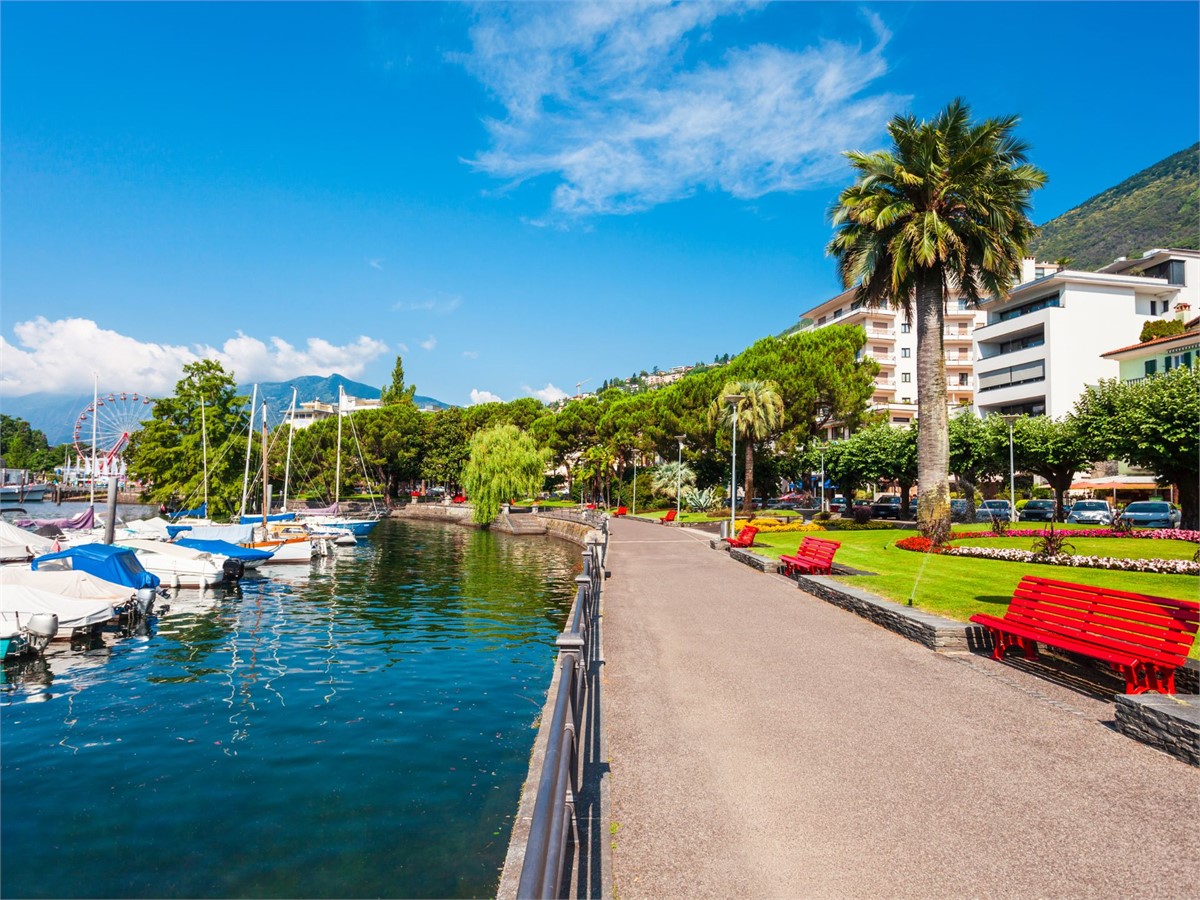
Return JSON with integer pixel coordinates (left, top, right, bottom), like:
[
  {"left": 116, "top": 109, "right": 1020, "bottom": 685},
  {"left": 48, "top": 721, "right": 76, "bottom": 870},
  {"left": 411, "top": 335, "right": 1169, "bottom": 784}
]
[{"left": 602, "top": 517, "right": 1199, "bottom": 899}]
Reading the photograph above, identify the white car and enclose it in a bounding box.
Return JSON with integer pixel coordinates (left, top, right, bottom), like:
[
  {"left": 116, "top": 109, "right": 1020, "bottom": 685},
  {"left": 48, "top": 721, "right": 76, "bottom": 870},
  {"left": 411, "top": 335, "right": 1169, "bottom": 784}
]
[{"left": 1067, "top": 500, "right": 1113, "bottom": 526}]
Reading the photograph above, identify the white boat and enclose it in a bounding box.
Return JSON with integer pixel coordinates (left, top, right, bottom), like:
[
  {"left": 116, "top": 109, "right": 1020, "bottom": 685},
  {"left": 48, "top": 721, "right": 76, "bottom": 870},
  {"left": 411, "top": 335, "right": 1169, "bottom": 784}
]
[
  {"left": 0, "top": 584, "right": 114, "bottom": 640},
  {"left": 115, "top": 539, "right": 225, "bottom": 588},
  {"left": 0, "top": 520, "right": 58, "bottom": 563},
  {"left": 0, "top": 566, "right": 156, "bottom": 623}
]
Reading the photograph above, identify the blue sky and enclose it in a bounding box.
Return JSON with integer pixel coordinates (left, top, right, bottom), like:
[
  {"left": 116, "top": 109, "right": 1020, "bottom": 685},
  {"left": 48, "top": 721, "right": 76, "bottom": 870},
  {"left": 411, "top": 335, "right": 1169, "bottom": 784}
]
[{"left": 3, "top": 1, "right": 1197, "bottom": 407}]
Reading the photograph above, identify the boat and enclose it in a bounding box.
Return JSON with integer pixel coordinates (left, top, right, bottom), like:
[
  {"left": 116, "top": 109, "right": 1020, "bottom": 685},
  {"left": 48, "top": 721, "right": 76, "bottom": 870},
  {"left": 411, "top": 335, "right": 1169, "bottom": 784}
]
[
  {"left": 173, "top": 537, "right": 274, "bottom": 569},
  {"left": 0, "top": 568, "right": 146, "bottom": 638},
  {"left": 14, "top": 506, "right": 95, "bottom": 531},
  {"left": 0, "top": 483, "right": 51, "bottom": 504},
  {"left": 0, "top": 520, "right": 58, "bottom": 563},
  {"left": 0, "top": 585, "right": 114, "bottom": 642},
  {"left": 111, "top": 538, "right": 226, "bottom": 589},
  {"left": 30, "top": 543, "right": 161, "bottom": 610}
]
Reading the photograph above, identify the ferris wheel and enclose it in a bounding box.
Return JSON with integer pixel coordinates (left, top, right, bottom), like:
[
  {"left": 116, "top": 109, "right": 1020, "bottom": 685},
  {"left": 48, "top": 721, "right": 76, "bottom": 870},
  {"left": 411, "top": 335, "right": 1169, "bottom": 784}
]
[{"left": 73, "top": 392, "right": 155, "bottom": 474}]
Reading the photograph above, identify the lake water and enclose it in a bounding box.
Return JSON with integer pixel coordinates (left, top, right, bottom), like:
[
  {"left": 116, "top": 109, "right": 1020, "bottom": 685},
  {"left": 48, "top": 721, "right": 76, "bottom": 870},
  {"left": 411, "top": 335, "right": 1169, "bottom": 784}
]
[{"left": 0, "top": 519, "right": 580, "bottom": 898}]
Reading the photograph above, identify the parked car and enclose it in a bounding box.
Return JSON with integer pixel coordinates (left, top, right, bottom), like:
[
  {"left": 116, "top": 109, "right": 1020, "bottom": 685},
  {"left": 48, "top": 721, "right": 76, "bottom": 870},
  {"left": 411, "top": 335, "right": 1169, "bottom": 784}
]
[
  {"left": 1117, "top": 501, "right": 1181, "bottom": 529},
  {"left": 1066, "top": 499, "right": 1113, "bottom": 526},
  {"left": 1018, "top": 499, "right": 1057, "bottom": 522},
  {"left": 870, "top": 494, "right": 903, "bottom": 519},
  {"left": 975, "top": 499, "right": 1013, "bottom": 523},
  {"left": 950, "top": 499, "right": 971, "bottom": 522}
]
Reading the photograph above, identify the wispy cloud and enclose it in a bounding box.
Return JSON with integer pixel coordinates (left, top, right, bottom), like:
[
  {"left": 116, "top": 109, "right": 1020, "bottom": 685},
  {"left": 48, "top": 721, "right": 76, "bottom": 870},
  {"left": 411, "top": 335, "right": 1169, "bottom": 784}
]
[
  {"left": 368, "top": 257, "right": 385, "bottom": 270},
  {"left": 462, "top": 350, "right": 479, "bottom": 359},
  {"left": 469, "top": 388, "right": 503, "bottom": 405},
  {"left": 392, "top": 294, "right": 463, "bottom": 315},
  {"left": 0, "top": 317, "right": 389, "bottom": 396},
  {"left": 524, "top": 382, "right": 568, "bottom": 403},
  {"left": 462, "top": 4, "right": 903, "bottom": 216},
  {"left": 420, "top": 335, "right": 438, "bottom": 351}
]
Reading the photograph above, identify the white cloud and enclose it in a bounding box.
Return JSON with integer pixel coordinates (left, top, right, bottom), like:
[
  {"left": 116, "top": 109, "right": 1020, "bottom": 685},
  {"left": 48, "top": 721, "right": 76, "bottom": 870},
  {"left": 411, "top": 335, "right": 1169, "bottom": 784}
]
[
  {"left": 462, "top": 4, "right": 903, "bottom": 216},
  {"left": 524, "top": 382, "right": 569, "bottom": 403},
  {"left": 392, "top": 294, "right": 462, "bottom": 315},
  {"left": 462, "top": 350, "right": 479, "bottom": 359},
  {"left": 420, "top": 335, "right": 438, "bottom": 351},
  {"left": 469, "top": 388, "right": 503, "bottom": 405},
  {"left": 0, "top": 316, "right": 390, "bottom": 396},
  {"left": 368, "top": 257, "right": 385, "bottom": 270}
]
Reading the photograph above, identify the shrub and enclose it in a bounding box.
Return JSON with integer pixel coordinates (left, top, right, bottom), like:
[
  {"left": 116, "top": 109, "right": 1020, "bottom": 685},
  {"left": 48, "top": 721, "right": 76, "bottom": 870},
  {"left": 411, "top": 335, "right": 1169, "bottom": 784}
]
[
  {"left": 820, "top": 519, "right": 893, "bottom": 531},
  {"left": 852, "top": 506, "right": 872, "bottom": 525},
  {"left": 1030, "top": 524, "right": 1075, "bottom": 560},
  {"left": 988, "top": 516, "right": 1011, "bottom": 537},
  {"left": 814, "top": 511, "right": 832, "bottom": 522}
]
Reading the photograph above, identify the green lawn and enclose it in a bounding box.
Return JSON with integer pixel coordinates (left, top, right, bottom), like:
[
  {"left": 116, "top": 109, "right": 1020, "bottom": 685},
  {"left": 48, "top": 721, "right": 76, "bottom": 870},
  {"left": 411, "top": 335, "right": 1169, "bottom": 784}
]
[
  {"left": 952, "top": 535, "right": 1198, "bottom": 561},
  {"left": 752, "top": 527, "right": 1200, "bottom": 626}
]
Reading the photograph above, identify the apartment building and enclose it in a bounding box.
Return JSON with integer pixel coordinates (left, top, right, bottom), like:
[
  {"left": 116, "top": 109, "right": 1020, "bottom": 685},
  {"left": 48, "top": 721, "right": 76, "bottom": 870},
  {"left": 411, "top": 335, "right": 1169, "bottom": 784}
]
[
  {"left": 973, "top": 249, "right": 1198, "bottom": 418},
  {"left": 286, "top": 394, "right": 383, "bottom": 429},
  {"left": 796, "top": 286, "right": 986, "bottom": 438},
  {"left": 1100, "top": 309, "right": 1200, "bottom": 382}
]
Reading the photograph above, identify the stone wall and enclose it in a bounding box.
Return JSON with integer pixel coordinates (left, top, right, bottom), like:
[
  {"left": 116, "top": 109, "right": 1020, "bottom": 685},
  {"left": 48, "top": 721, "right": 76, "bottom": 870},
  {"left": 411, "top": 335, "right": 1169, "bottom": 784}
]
[{"left": 1115, "top": 693, "right": 1199, "bottom": 767}]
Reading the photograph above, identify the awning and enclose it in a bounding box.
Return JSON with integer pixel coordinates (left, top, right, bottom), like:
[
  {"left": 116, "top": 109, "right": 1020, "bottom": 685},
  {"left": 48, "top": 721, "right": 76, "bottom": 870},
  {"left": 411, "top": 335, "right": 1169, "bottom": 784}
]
[{"left": 1069, "top": 480, "right": 1160, "bottom": 491}]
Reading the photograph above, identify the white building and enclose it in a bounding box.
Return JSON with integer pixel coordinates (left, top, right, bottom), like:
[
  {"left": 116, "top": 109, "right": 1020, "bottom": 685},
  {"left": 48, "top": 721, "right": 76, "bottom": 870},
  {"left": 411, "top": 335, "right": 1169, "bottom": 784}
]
[
  {"left": 973, "top": 249, "right": 1198, "bottom": 418},
  {"left": 285, "top": 395, "right": 383, "bottom": 429},
  {"left": 796, "top": 286, "right": 987, "bottom": 437}
]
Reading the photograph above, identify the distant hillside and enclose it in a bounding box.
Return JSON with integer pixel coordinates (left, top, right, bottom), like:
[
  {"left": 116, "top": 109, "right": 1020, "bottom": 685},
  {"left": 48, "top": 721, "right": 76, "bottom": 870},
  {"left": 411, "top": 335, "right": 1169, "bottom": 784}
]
[{"left": 1029, "top": 144, "right": 1199, "bottom": 270}]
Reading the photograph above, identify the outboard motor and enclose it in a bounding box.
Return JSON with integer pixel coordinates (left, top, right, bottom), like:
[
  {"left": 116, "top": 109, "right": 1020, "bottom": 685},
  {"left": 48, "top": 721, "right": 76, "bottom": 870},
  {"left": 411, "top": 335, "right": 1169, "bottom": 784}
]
[
  {"left": 25, "top": 613, "right": 58, "bottom": 653},
  {"left": 136, "top": 586, "right": 158, "bottom": 616},
  {"left": 222, "top": 557, "right": 246, "bottom": 584}
]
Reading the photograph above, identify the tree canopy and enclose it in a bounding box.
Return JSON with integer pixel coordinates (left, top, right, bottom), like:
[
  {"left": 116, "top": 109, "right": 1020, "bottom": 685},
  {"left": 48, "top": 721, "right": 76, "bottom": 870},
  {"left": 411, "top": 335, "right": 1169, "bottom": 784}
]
[{"left": 461, "top": 424, "right": 549, "bottom": 526}]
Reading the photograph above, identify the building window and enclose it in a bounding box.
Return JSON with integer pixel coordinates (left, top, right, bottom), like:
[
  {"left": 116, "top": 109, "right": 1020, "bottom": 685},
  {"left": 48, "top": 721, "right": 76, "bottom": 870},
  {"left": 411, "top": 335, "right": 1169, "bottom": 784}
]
[
  {"left": 1145, "top": 359, "right": 1158, "bottom": 377},
  {"left": 901, "top": 397, "right": 912, "bottom": 404},
  {"left": 901, "top": 373, "right": 911, "bottom": 383},
  {"left": 1035, "top": 267, "right": 1046, "bottom": 279},
  {"left": 957, "top": 299, "right": 969, "bottom": 311},
  {"left": 998, "top": 294, "right": 1060, "bottom": 322},
  {"left": 833, "top": 308, "right": 843, "bottom": 319},
  {"left": 900, "top": 322, "right": 912, "bottom": 334},
  {"left": 901, "top": 348, "right": 911, "bottom": 358},
  {"left": 959, "top": 373, "right": 969, "bottom": 385},
  {"left": 892, "top": 417, "right": 910, "bottom": 424},
  {"left": 817, "top": 316, "right": 826, "bottom": 325}
]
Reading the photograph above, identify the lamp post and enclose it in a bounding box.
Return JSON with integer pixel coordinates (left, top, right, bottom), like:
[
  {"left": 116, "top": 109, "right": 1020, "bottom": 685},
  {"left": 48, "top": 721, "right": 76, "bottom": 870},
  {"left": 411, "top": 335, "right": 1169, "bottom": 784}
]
[
  {"left": 675, "top": 434, "right": 686, "bottom": 518},
  {"left": 632, "top": 451, "right": 637, "bottom": 517},
  {"left": 725, "top": 394, "right": 745, "bottom": 535},
  {"left": 820, "top": 445, "right": 826, "bottom": 512},
  {"left": 1000, "top": 414, "right": 1019, "bottom": 522}
]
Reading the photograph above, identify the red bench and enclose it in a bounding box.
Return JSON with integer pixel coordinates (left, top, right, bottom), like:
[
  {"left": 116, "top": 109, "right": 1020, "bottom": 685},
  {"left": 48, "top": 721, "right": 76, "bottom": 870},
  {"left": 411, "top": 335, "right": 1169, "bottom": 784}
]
[
  {"left": 724, "top": 525, "right": 758, "bottom": 548},
  {"left": 779, "top": 536, "right": 841, "bottom": 576},
  {"left": 613, "top": 506, "right": 627, "bottom": 517},
  {"left": 969, "top": 576, "right": 1200, "bottom": 695},
  {"left": 661, "top": 509, "right": 677, "bottom": 524}
]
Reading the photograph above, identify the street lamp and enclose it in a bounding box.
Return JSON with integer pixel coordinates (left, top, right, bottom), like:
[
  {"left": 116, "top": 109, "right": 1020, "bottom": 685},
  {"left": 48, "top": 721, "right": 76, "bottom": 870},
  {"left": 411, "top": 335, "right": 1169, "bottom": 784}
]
[
  {"left": 1000, "top": 414, "right": 1020, "bottom": 522},
  {"left": 675, "top": 434, "right": 686, "bottom": 518},
  {"left": 819, "top": 444, "right": 826, "bottom": 512},
  {"left": 725, "top": 394, "right": 745, "bottom": 536}
]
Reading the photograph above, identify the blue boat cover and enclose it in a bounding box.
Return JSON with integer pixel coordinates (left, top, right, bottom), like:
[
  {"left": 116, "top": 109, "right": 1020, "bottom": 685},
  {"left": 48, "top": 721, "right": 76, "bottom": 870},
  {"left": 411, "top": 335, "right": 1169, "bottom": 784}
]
[
  {"left": 168, "top": 502, "right": 206, "bottom": 520},
  {"left": 32, "top": 544, "right": 160, "bottom": 590},
  {"left": 175, "top": 538, "right": 273, "bottom": 562},
  {"left": 238, "top": 513, "right": 296, "bottom": 524}
]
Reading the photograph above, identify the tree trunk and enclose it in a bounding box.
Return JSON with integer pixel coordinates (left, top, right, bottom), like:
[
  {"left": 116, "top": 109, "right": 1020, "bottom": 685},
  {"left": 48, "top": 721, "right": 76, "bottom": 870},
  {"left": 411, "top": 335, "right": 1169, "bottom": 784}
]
[
  {"left": 742, "top": 443, "right": 755, "bottom": 512},
  {"left": 914, "top": 271, "right": 951, "bottom": 543}
]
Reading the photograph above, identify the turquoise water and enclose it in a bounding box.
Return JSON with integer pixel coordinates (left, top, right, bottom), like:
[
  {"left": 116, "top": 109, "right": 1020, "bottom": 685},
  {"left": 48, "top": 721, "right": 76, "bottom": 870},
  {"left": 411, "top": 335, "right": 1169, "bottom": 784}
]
[{"left": 1, "top": 519, "right": 579, "bottom": 898}]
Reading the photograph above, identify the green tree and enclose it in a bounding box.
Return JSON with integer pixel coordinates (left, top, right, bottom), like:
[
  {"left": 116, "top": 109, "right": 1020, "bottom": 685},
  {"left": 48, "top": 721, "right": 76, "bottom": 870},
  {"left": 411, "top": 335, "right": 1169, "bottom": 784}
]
[
  {"left": 948, "top": 411, "right": 1006, "bottom": 516},
  {"left": 1009, "top": 416, "right": 1091, "bottom": 521},
  {"left": 849, "top": 424, "right": 919, "bottom": 512},
  {"left": 828, "top": 98, "right": 1046, "bottom": 542},
  {"left": 651, "top": 461, "right": 696, "bottom": 501},
  {"left": 421, "top": 407, "right": 469, "bottom": 490},
  {"left": 348, "top": 404, "right": 425, "bottom": 499},
  {"left": 462, "top": 424, "right": 549, "bottom": 526},
  {"left": 710, "top": 380, "right": 784, "bottom": 512},
  {"left": 1070, "top": 366, "right": 1200, "bottom": 528},
  {"left": 127, "top": 360, "right": 250, "bottom": 517},
  {"left": 380, "top": 355, "right": 416, "bottom": 406},
  {"left": 0, "top": 415, "right": 55, "bottom": 473}
]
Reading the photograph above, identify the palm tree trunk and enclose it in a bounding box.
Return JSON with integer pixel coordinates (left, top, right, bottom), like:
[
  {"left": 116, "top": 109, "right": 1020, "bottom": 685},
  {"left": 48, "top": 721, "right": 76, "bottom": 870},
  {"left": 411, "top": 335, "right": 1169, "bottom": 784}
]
[
  {"left": 743, "top": 442, "right": 755, "bottom": 513},
  {"left": 915, "top": 270, "right": 951, "bottom": 543}
]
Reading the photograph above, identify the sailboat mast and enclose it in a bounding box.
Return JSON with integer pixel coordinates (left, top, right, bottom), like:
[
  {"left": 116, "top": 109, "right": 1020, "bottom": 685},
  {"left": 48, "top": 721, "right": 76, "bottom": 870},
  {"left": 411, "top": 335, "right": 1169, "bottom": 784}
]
[
  {"left": 282, "top": 387, "right": 297, "bottom": 512},
  {"left": 201, "top": 397, "right": 209, "bottom": 515},
  {"left": 239, "top": 384, "right": 258, "bottom": 518},
  {"left": 335, "top": 386, "right": 343, "bottom": 506},
  {"left": 90, "top": 374, "right": 98, "bottom": 506},
  {"left": 261, "top": 401, "right": 269, "bottom": 528}
]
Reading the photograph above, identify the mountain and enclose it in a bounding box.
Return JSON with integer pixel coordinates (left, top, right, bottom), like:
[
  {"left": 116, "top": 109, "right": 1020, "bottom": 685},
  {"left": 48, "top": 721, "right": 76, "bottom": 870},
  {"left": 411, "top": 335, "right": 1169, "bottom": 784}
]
[
  {"left": 1028, "top": 144, "right": 1199, "bottom": 271},
  {"left": 1, "top": 374, "right": 450, "bottom": 447}
]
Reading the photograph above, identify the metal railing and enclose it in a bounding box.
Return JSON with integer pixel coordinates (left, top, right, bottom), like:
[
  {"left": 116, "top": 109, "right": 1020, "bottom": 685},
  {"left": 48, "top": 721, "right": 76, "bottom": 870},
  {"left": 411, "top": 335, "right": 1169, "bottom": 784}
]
[{"left": 516, "top": 529, "right": 606, "bottom": 899}]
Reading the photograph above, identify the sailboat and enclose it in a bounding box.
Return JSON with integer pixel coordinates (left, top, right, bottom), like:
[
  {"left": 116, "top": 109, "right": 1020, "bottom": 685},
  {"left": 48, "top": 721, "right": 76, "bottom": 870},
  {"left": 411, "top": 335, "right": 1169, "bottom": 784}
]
[{"left": 292, "top": 387, "right": 382, "bottom": 537}]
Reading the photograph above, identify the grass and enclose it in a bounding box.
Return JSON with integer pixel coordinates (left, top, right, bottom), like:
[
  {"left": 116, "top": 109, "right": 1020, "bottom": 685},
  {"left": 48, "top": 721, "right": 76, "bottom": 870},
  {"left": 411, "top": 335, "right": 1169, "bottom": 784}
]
[
  {"left": 752, "top": 526, "right": 1200, "bottom": 627},
  {"left": 952, "top": 535, "right": 1198, "bottom": 561}
]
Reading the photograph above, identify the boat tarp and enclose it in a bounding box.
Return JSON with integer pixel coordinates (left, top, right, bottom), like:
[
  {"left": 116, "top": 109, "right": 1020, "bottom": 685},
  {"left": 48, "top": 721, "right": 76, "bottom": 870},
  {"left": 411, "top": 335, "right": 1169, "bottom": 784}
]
[
  {"left": 31, "top": 544, "right": 160, "bottom": 590},
  {"left": 174, "top": 524, "right": 255, "bottom": 544},
  {"left": 122, "top": 517, "right": 172, "bottom": 539},
  {"left": 0, "top": 568, "right": 135, "bottom": 602},
  {"left": 238, "top": 513, "right": 297, "bottom": 524},
  {"left": 175, "top": 538, "right": 274, "bottom": 562},
  {"left": 294, "top": 503, "right": 339, "bottom": 516},
  {"left": 168, "top": 503, "right": 207, "bottom": 520},
  {"left": 15, "top": 506, "right": 95, "bottom": 531},
  {"left": 0, "top": 584, "right": 114, "bottom": 631},
  {"left": 0, "top": 521, "right": 57, "bottom": 555}
]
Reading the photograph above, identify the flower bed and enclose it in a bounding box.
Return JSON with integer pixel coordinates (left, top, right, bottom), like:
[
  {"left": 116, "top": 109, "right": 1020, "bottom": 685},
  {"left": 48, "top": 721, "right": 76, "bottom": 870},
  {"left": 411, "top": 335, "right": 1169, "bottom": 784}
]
[
  {"left": 940, "top": 545, "right": 1198, "bottom": 576},
  {"left": 748, "top": 517, "right": 825, "bottom": 534},
  {"left": 953, "top": 527, "right": 1200, "bottom": 542}
]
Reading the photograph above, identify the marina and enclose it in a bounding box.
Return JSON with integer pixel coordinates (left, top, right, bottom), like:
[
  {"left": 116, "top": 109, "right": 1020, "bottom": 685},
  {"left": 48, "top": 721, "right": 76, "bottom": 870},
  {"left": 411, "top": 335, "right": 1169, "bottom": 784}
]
[{"left": 1, "top": 517, "right": 580, "bottom": 898}]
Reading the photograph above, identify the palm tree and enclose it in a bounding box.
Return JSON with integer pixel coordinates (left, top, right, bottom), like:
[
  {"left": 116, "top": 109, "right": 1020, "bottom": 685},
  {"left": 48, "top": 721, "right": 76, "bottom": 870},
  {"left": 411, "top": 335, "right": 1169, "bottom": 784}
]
[
  {"left": 827, "top": 99, "right": 1045, "bottom": 542},
  {"left": 710, "top": 380, "right": 784, "bottom": 512}
]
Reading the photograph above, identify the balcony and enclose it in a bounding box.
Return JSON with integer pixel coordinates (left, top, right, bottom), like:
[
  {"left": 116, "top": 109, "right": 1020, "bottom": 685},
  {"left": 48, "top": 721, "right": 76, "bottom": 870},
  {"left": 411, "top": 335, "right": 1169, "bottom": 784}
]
[
  {"left": 944, "top": 356, "right": 973, "bottom": 368},
  {"left": 864, "top": 328, "right": 896, "bottom": 340},
  {"left": 944, "top": 331, "right": 974, "bottom": 342},
  {"left": 863, "top": 353, "right": 896, "bottom": 363}
]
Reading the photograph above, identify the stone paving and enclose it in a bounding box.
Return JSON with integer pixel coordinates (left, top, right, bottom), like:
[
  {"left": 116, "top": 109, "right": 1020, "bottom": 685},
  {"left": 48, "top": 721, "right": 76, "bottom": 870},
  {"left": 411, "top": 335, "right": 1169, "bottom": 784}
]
[{"left": 602, "top": 517, "right": 1200, "bottom": 899}]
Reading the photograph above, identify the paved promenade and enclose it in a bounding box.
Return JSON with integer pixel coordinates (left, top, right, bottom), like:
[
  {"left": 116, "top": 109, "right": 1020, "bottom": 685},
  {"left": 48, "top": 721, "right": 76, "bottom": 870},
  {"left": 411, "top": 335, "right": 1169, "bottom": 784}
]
[{"left": 602, "top": 517, "right": 1199, "bottom": 899}]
